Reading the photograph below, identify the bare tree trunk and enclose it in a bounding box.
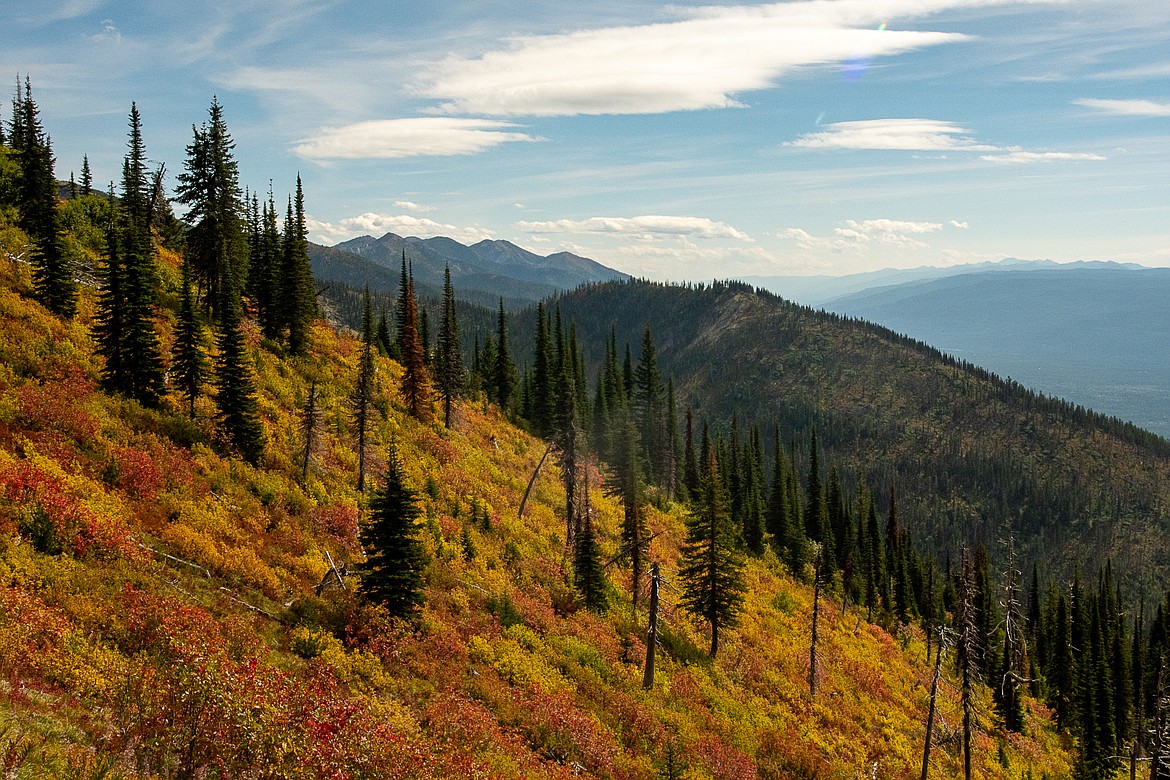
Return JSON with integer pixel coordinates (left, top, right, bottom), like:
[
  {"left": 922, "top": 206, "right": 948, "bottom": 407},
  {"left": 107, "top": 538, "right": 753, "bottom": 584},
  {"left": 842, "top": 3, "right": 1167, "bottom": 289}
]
[
  {"left": 519, "top": 443, "right": 553, "bottom": 518},
  {"left": 810, "top": 543, "right": 823, "bottom": 700},
  {"left": 643, "top": 562, "right": 660, "bottom": 690},
  {"left": 921, "top": 630, "right": 946, "bottom": 780}
]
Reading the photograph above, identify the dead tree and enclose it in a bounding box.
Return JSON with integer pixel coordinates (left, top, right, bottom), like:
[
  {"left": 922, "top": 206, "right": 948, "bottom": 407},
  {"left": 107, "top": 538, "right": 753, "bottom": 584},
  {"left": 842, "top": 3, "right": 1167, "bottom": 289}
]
[
  {"left": 809, "top": 542, "right": 824, "bottom": 700},
  {"left": 643, "top": 561, "right": 660, "bottom": 690},
  {"left": 921, "top": 627, "right": 952, "bottom": 780}
]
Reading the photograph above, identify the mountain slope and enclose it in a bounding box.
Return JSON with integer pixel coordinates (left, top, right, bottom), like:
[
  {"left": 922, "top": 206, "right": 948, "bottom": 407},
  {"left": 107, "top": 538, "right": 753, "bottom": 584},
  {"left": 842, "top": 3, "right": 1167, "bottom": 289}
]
[
  {"left": 554, "top": 279, "right": 1170, "bottom": 600},
  {"left": 0, "top": 230, "right": 1070, "bottom": 778},
  {"left": 821, "top": 267, "right": 1170, "bottom": 437}
]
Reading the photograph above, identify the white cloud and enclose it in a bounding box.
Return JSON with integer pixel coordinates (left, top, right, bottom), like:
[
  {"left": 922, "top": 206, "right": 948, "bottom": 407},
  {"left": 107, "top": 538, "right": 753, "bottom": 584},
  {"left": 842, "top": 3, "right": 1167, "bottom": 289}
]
[
  {"left": 293, "top": 118, "right": 538, "bottom": 159},
  {"left": 789, "top": 117, "right": 1106, "bottom": 163},
  {"left": 418, "top": 0, "right": 993, "bottom": 116},
  {"left": 307, "top": 213, "right": 495, "bottom": 245},
  {"left": 779, "top": 216, "right": 964, "bottom": 253},
  {"left": 788, "top": 118, "right": 1001, "bottom": 151},
  {"left": 950, "top": 220, "right": 970, "bottom": 229},
  {"left": 515, "top": 215, "right": 752, "bottom": 241},
  {"left": 980, "top": 151, "right": 1107, "bottom": 163},
  {"left": 394, "top": 200, "right": 435, "bottom": 213},
  {"left": 91, "top": 19, "right": 121, "bottom": 44},
  {"left": 1075, "top": 98, "right": 1170, "bottom": 117}
]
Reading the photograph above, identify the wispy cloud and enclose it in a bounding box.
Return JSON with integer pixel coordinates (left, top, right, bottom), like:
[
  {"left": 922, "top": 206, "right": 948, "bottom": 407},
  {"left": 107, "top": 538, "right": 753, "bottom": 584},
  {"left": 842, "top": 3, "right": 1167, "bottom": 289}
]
[
  {"left": 515, "top": 215, "right": 751, "bottom": 241},
  {"left": 1075, "top": 98, "right": 1170, "bottom": 117},
  {"left": 307, "top": 213, "right": 495, "bottom": 245},
  {"left": 788, "top": 118, "right": 1000, "bottom": 151},
  {"left": 789, "top": 117, "right": 1105, "bottom": 163},
  {"left": 293, "top": 118, "right": 538, "bottom": 159},
  {"left": 980, "top": 151, "right": 1107, "bottom": 163},
  {"left": 394, "top": 200, "right": 436, "bottom": 213},
  {"left": 418, "top": 0, "right": 995, "bottom": 116},
  {"left": 780, "top": 216, "right": 965, "bottom": 253}
]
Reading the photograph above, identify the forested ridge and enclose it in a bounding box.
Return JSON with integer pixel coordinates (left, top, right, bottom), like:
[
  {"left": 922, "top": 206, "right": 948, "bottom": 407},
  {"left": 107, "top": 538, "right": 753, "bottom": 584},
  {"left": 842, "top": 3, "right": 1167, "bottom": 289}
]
[
  {"left": 549, "top": 279, "right": 1170, "bottom": 601},
  {"left": 0, "top": 77, "right": 1165, "bottom": 779}
]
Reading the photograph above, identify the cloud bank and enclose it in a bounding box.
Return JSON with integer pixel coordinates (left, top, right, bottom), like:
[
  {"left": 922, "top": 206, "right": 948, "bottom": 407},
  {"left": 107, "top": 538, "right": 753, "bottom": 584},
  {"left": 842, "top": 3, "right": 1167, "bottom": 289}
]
[{"left": 515, "top": 215, "right": 751, "bottom": 241}]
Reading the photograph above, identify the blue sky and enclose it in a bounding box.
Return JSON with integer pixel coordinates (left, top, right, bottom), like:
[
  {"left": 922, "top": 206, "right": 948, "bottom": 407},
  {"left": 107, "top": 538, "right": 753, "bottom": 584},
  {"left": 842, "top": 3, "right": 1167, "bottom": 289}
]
[{"left": 4, "top": 0, "right": 1169, "bottom": 279}]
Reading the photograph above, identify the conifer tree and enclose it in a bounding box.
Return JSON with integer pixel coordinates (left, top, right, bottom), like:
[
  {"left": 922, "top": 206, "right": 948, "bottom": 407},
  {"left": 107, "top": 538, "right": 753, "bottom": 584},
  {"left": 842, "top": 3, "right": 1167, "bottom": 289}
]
[
  {"left": 492, "top": 298, "right": 516, "bottom": 412},
  {"left": 111, "top": 102, "right": 165, "bottom": 407},
  {"left": 213, "top": 292, "right": 265, "bottom": 465},
  {"left": 280, "top": 176, "right": 315, "bottom": 355},
  {"left": 376, "top": 309, "right": 392, "bottom": 358},
  {"left": 359, "top": 439, "right": 427, "bottom": 618},
  {"left": 353, "top": 287, "right": 376, "bottom": 492},
  {"left": 634, "top": 327, "right": 665, "bottom": 486},
  {"left": 16, "top": 78, "right": 75, "bottom": 318},
  {"left": 768, "top": 431, "right": 809, "bottom": 575},
  {"left": 531, "top": 302, "right": 555, "bottom": 437},
  {"left": 436, "top": 265, "right": 463, "bottom": 428},
  {"left": 176, "top": 97, "right": 246, "bottom": 322},
  {"left": 573, "top": 475, "right": 606, "bottom": 611},
  {"left": 804, "top": 431, "right": 834, "bottom": 572},
  {"left": 606, "top": 409, "right": 647, "bottom": 609},
  {"left": 397, "top": 257, "right": 431, "bottom": 420},
  {"left": 681, "top": 451, "right": 746, "bottom": 659},
  {"left": 300, "top": 379, "right": 320, "bottom": 481},
  {"left": 171, "top": 259, "right": 207, "bottom": 417},
  {"left": 259, "top": 191, "right": 282, "bottom": 341},
  {"left": 683, "top": 408, "right": 700, "bottom": 501},
  {"left": 80, "top": 154, "right": 92, "bottom": 196}
]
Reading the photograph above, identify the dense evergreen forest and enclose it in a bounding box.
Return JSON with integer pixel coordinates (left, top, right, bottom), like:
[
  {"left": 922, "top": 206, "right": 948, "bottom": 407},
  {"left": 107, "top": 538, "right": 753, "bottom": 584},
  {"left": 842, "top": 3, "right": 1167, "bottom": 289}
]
[{"left": 2, "top": 75, "right": 1168, "bottom": 778}]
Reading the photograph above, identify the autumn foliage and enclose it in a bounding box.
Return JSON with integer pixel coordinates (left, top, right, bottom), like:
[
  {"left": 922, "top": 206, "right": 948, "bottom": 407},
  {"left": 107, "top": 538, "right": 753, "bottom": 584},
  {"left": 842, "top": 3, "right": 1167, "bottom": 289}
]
[{"left": 0, "top": 217, "right": 1075, "bottom": 778}]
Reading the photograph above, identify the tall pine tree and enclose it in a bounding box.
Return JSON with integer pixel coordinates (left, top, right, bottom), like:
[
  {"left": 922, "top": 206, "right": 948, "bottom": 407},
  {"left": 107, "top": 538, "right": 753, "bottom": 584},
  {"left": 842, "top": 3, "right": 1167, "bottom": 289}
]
[
  {"left": 435, "top": 265, "right": 463, "bottom": 428},
  {"left": 359, "top": 439, "right": 427, "bottom": 618}
]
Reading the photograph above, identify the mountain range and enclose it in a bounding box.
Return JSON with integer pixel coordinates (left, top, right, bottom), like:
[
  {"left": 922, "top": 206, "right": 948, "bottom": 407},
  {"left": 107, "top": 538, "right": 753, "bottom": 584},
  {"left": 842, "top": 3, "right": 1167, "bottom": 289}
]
[{"left": 309, "top": 232, "right": 627, "bottom": 310}]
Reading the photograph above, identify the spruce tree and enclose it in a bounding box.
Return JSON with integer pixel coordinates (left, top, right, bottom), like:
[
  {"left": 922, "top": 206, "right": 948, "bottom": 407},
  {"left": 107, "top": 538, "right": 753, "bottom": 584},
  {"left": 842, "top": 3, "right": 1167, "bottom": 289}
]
[
  {"left": 171, "top": 259, "right": 207, "bottom": 417},
  {"left": 259, "top": 191, "right": 282, "bottom": 341},
  {"left": 359, "top": 439, "right": 427, "bottom": 618},
  {"left": 17, "top": 78, "right": 75, "bottom": 318},
  {"left": 80, "top": 154, "right": 92, "bottom": 196},
  {"left": 213, "top": 292, "right": 265, "bottom": 464},
  {"left": 176, "top": 97, "right": 247, "bottom": 321},
  {"left": 768, "top": 431, "right": 809, "bottom": 575},
  {"left": 435, "top": 265, "right": 463, "bottom": 428},
  {"left": 353, "top": 287, "right": 376, "bottom": 492},
  {"left": 280, "top": 176, "right": 315, "bottom": 355},
  {"left": 397, "top": 257, "right": 431, "bottom": 420},
  {"left": 573, "top": 481, "right": 607, "bottom": 611},
  {"left": 605, "top": 409, "right": 647, "bottom": 610},
  {"left": 531, "top": 302, "right": 554, "bottom": 437},
  {"left": 492, "top": 298, "right": 516, "bottom": 411},
  {"left": 112, "top": 103, "right": 165, "bottom": 407},
  {"left": 680, "top": 451, "right": 746, "bottom": 659}
]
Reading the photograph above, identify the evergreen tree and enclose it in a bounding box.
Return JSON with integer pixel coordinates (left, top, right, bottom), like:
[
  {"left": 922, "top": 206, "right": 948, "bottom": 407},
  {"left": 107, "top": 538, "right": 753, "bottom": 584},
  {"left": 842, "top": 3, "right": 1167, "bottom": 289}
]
[
  {"left": 436, "top": 265, "right": 463, "bottom": 428},
  {"left": 492, "top": 298, "right": 516, "bottom": 412},
  {"left": 397, "top": 257, "right": 431, "bottom": 420},
  {"left": 359, "top": 439, "right": 427, "bottom": 618},
  {"left": 680, "top": 451, "right": 746, "bottom": 658},
  {"left": 376, "top": 309, "right": 392, "bottom": 358},
  {"left": 175, "top": 97, "right": 246, "bottom": 322},
  {"left": 573, "top": 482, "right": 607, "bottom": 611},
  {"left": 804, "top": 431, "right": 834, "bottom": 572},
  {"left": 605, "top": 409, "right": 647, "bottom": 610},
  {"left": 633, "top": 327, "right": 665, "bottom": 487},
  {"left": 300, "top": 379, "right": 320, "bottom": 481},
  {"left": 80, "top": 153, "right": 92, "bottom": 196},
  {"left": 259, "top": 191, "right": 282, "bottom": 341},
  {"left": 768, "top": 430, "right": 809, "bottom": 575},
  {"left": 171, "top": 259, "right": 207, "bottom": 417},
  {"left": 112, "top": 103, "right": 165, "bottom": 407},
  {"left": 353, "top": 287, "right": 376, "bottom": 492},
  {"left": 213, "top": 293, "right": 265, "bottom": 464},
  {"left": 16, "top": 78, "right": 75, "bottom": 318},
  {"left": 280, "top": 177, "right": 315, "bottom": 355},
  {"left": 531, "top": 302, "right": 555, "bottom": 437}
]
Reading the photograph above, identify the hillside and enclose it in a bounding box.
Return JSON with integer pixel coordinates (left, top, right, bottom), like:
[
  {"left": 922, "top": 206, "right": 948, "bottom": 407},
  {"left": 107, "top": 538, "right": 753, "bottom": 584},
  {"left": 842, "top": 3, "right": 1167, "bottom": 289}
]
[
  {"left": 553, "top": 279, "right": 1170, "bottom": 600},
  {"left": 0, "top": 234, "right": 1072, "bottom": 777},
  {"left": 821, "top": 267, "right": 1170, "bottom": 437}
]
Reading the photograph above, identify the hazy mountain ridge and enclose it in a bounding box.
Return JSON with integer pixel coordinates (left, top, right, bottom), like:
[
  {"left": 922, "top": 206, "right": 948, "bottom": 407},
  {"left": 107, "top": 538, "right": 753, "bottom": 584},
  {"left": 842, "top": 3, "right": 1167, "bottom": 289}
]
[
  {"left": 821, "top": 267, "right": 1170, "bottom": 437},
  {"left": 744, "top": 257, "right": 1148, "bottom": 307}
]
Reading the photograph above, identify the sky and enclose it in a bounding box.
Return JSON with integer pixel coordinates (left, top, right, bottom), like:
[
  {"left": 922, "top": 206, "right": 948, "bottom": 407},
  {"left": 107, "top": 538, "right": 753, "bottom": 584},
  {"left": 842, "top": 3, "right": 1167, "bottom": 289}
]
[{"left": 4, "top": 0, "right": 1169, "bottom": 279}]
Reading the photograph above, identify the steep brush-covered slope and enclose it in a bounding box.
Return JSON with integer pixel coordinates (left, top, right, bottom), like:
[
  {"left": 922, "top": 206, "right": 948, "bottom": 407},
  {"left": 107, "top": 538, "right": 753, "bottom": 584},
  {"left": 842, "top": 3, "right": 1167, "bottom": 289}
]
[
  {"left": 553, "top": 279, "right": 1170, "bottom": 600},
  {"left": 0, "top": 231, "right": 1071, "bottom": 777}
]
